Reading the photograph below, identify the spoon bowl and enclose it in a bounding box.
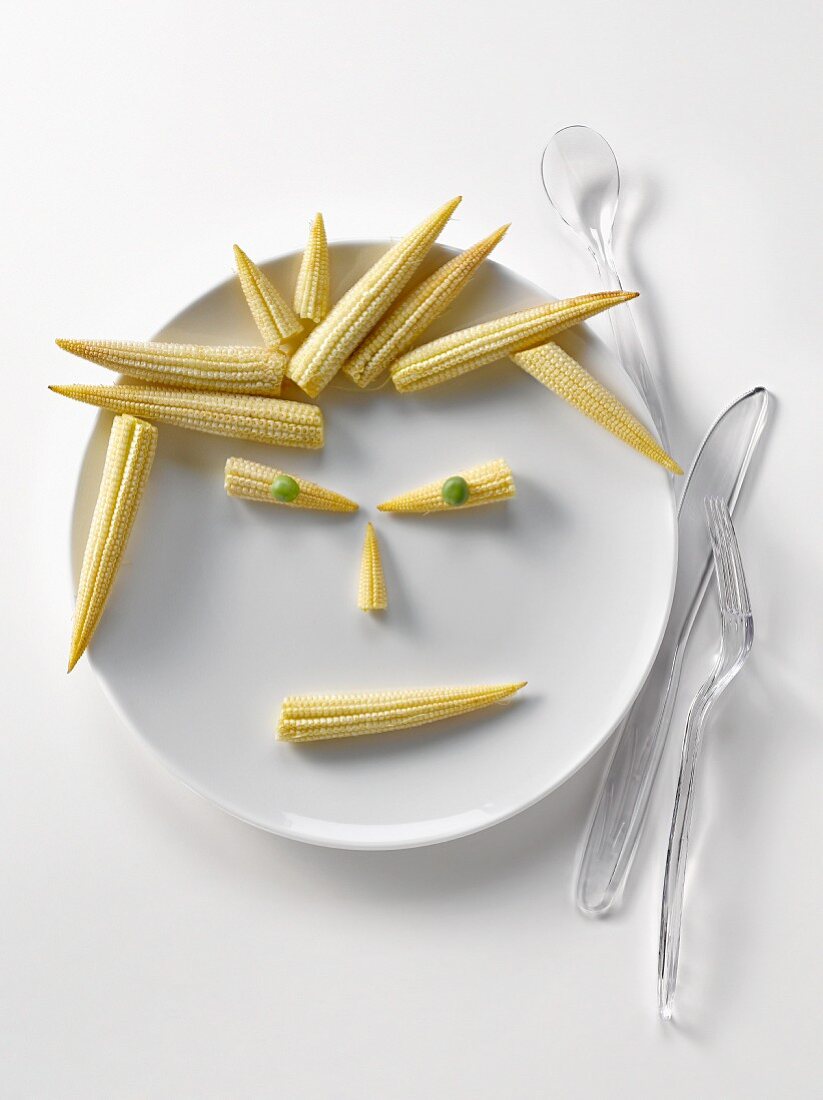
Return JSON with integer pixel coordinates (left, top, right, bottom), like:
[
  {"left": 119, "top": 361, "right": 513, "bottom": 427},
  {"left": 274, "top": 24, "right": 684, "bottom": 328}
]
[{"left": 541, "top": 125, "right": 621, "bottom": 260}]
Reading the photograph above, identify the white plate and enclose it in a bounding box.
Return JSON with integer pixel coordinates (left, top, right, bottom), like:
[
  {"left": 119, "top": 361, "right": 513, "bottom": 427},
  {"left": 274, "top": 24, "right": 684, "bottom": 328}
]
[{"left": 71, "top": 241, "right": 676, "bottom": 849}]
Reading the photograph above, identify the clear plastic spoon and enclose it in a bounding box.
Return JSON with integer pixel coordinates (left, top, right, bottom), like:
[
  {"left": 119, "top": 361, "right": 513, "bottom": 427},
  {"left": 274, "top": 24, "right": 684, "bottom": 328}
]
[{"left": 541, "top": 125, "right": 669, "bottom": 450}]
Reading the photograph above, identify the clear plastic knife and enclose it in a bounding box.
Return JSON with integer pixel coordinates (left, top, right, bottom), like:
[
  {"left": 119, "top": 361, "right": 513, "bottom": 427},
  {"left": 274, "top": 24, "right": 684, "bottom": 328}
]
[{"left": 576, "top": 386, "right": 769, "bottom": 915}]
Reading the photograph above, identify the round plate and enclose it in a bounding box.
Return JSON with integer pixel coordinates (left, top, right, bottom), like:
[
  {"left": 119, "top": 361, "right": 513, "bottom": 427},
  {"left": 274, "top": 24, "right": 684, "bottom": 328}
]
[{"left": 71, "top": 242, "right": 676, "bottom": 849}]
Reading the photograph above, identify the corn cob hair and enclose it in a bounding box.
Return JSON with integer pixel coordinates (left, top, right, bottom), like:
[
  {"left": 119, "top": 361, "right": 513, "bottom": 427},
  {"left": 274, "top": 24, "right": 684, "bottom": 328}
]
[
  {"left": 50, "top": 383, "right": 323, "bottom": 448},
  {"left": 391, "top": 290, "right": 637, "bottom": 392},
  {"left": 69, "top": 414, "right": 157, "bottom": 672},
  {"left": 293, "top": 213, "right": 330, "bottom": 324},
  {"left": 343, "top": 224, "right": 509, "bottom": 388},
  {"left": 511, "top": 342, "right": 682, "bottom": 474},
  {"left": 234, "top": 244, "right": 303, "bottom": 345},
  {"left": 55, "top": 338, "right": 287, "bottom": 395},
  {"left": 287, "top": 197, "right": 462, "bottom": 397}
]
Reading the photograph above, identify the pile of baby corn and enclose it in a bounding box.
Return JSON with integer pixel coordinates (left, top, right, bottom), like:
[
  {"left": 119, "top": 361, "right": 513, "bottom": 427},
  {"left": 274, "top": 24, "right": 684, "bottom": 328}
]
[{"left": 53, "top": 197, "right": 681, "bottom": 742}]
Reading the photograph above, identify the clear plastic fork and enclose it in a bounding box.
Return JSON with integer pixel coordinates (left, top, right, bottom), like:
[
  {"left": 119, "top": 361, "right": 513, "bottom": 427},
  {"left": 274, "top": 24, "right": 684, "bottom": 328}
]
[{"left": 658, "top": 497, "right": 754, "bottom": 1020}]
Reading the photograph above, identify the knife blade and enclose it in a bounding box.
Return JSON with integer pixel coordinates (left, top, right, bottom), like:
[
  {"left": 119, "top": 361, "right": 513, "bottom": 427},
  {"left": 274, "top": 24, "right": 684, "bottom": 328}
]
[{"left": 576, "top": 386, "right": 769, "bottom": 915}]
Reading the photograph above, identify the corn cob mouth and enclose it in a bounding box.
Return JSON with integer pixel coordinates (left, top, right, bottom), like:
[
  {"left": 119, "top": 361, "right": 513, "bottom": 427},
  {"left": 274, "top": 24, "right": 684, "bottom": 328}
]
[{"left": 277, "top": 681, "right": 527, "bottom": 742}]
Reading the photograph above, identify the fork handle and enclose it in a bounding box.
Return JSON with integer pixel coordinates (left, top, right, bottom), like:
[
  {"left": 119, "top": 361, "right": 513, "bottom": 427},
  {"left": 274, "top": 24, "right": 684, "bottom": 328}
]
[
  {"left": 658, "top": 687, "right": 713, "bottom": 1019},
  {"left": 575, "top": 623, "right": 690, "bottom": 915}
]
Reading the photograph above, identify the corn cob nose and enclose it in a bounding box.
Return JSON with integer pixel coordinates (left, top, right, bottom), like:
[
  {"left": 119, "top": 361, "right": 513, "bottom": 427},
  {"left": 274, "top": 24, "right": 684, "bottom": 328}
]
[{"left": 358, "top": 523, "right": 387, "bottom": 610}]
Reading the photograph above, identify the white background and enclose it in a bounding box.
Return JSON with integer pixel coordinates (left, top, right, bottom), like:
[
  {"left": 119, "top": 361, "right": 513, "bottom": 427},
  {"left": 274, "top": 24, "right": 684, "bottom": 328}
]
[{"left": 3, "top": 1, "right": 822, "bottom": 1096}]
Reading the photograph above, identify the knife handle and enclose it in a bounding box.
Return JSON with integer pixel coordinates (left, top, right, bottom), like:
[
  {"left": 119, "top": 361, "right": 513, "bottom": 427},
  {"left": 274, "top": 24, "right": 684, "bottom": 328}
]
[{"left": 575, "top": 629, "right": 689, "bottom": 916}]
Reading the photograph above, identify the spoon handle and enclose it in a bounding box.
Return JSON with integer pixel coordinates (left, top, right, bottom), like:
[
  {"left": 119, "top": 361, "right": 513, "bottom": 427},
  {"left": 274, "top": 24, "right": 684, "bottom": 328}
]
[{"left": 596, "top": 258, "right": 670, "bottom": 453}]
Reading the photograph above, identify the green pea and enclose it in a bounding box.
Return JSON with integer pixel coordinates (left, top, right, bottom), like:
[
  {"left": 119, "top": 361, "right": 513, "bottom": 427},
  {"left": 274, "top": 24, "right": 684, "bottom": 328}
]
[
  {"left": 441, "top": 475, "right": 470, "bottom": 506},
  {"left": 270, "top": 474, "right": 300, "bottom": 503}
]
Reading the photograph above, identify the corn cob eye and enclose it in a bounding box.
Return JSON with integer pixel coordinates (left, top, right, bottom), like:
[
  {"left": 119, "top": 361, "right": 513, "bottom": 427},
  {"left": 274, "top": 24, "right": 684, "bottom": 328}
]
[
  {"left": 510, "top": 342, "right": 683, "bottom": 474},
  {"left": 441, "top": 476, "right": 470, "bottom": 506},
  {"left": 234, "top": 245, "right": 303, "bottom": 345},
  {"left": 69, "top": 414, "right": 157, "bottom": 672},
  {"left": 225, "top": 457, "right": 357, "bottom": 511},
  {"left": 55, "top": 338, "right": 287, "bottom": 395},
  {"left": 378, "top": 459, "right": 515, "bottom": 514},
  {"left": 287, "top": 197, "right": 462, "bottom": 397},
  {"left": 343, "top": 224, "right": 509, "bottom": 389},
  {"left": 270, "top": 474, "right": 300, "bottom": 503},
  {"left": 50, "top": 383, "right": 324, "bottom": 449},
  {"left": 358, "top": 523, "right": 387, "bottom": 611},
  {"left": 293, "top": 213, "right": 330, "bottom": 325},
  {"left": 391, "top": 291, "right": 637, "bottom": 392},
  {"left": 277, "top": 682, "right": 526, "bottom": 742}
]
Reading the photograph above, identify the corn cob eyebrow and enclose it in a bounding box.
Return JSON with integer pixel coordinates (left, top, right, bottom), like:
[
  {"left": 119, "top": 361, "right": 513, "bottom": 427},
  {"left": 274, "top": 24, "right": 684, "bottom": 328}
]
[
  {"left": 234, "top": 244, "right": 303, "bottom": 345},
  {"left": 225, "top": 457, "right": 358, "bottom": 511},
  {"left": 358, "top": 523, "right": 387, "bottom": 610},
  {"left": 391, "top": 291, "right": 637, "bottom": 392},
  {"left": 293, "top": 213, "right": 331, "bottom": 324},
  {"left": 49, "top": 383, "right": 324, "bottom": 448},
  {"left": 287, "top": 196, "right": 462, "bottom": 397},
  {"left": 277, "top": 682, "right": 526, "bottom": 742},
  {"left": 343, "top": 224, "right": 509, "bottom": 388},
  {"left": 377, "top": 459, "right": 515, "bottom": 514},
  {"left": 55, "top": 338, "right": 287, "bottom": 395},
  {"left": 510, "top": 342, "right": 683, "bottom": 474},
  {"left": 69, "top": 414, "right": 157, "bottom": 672}
]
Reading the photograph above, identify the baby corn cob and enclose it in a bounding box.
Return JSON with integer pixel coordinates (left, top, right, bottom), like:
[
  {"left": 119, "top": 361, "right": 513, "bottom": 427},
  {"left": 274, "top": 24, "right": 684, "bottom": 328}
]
[
  {"left": 277, "top": 682, "right": 526, "bottom": 743},
  {"left": 378, "top": 459, "right": 515, "bottom": 514},
  {"left": 511, "top": 342, "right": 683, "bottom": 474},
  {"left": 293, "top": 213, "right": 330, "bottom": 324},
  {"left": 344, "top": 224, "right": 509, "bottom": 388},
  {"left": 358, "top": 522, "right": 387, "bottom": 610},
  {"left": 287, "top": 197, "right": 462, "bottom": 397},
  {"left": 69, "top": 414, "right": 157, "bottom": 672},
  {"left": 55, "top": 338, "right": 287, "bottom": 395},
  {"left": 391, "top": 291, "right": 636, "bottom": 392},
  {"left": 50, "top": 383, "right": 324, "bottom": 448},
  {"left": 234, "top": 244, "right": 303, "bottom": 345},
  {"left": 224, "top": 457, "right": 358, "bottom": 511}
]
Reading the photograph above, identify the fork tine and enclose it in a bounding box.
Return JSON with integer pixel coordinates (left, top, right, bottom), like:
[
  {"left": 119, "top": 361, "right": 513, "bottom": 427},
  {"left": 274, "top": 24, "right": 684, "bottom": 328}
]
[{"left": 717, "top": 499, "right": 752, "bottom": 615}]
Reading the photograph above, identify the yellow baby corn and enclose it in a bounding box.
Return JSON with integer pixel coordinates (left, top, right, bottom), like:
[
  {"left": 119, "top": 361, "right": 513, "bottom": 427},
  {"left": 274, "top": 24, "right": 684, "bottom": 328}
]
[
  {"left": 224, "top": 457, "right": 358, "bottom": 511},
  {"left": 378, "top": 459, "right": 515, "bottom": 514},
  {"left": 277, "top": 682, "right": 526, "bottom": 742},
  {"left": 50, "top": 383, "right": 324, "bottom": 448},
  {"left": 344, "top": 224, "right": 509, "bottom": 388},
  {"left": 358, "top": 522, "right": 387, "bottom": 610},
  {"left": 234, "top": 244, "right": 303, "bottom": 344},
  {"left": 69, "top": 414, "right": 157, "bottom": 672},
  {"left": 511, "top": 342, "right": 682, "bottom": 474},
  {"left": 391, "top": 290, "right": 637, "bottom": 392},
  {"left": 287, "top": 197, "right": 462, "bottom": 397},
  {"left": 293, "top": 213, "right": 330, "bottom": 324},
  {"left": 55, "top": 338, "right": 288, "bottom": 395}
]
